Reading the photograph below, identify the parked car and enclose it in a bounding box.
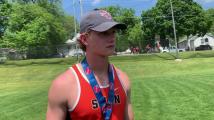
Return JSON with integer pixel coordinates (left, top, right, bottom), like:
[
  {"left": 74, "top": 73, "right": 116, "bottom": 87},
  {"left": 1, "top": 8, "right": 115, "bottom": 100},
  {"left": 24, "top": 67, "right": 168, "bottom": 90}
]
[
  {"left": 73, "top": 52, "right": 84, "bottom": 57},
  {"left": 195, "top": 45, "right": 212, "bottom": 51},
  {"left": 117, "top": 48, "right": 131, "bottom": 55},
  {"left": 160, "top": 46, "right": 185, "bottom": 53},
  {"left": 0, "top": 56, "right": 7, "bottom": 63},
  {"left": 48, "top": 53, "right": 65, "bottom": 58}
]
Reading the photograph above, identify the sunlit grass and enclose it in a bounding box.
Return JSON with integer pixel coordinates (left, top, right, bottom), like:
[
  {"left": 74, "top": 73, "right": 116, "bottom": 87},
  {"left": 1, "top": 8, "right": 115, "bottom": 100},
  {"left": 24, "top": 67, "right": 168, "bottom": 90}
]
[
  {"left": 113, "top": 57, "right": 214, "bottom": 120},
  {"left": 1, "top": 52, "right": 214, "bottom": 120}
]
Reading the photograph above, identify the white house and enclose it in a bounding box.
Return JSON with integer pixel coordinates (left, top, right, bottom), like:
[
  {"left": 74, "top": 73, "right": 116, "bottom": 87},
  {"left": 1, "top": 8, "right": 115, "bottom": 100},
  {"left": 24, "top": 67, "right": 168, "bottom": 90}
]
[
  {"left": 66, "top": 33, "right": 84, "bottom": 57},
  {"left": 57, "top": 33, "right": 84, "bottom": 57},
  {"left": 188, "top": 34, "right": 214, "bottom": 51},
  {"left": 178, "top": 33, "right": 214, "bottom": 51}
]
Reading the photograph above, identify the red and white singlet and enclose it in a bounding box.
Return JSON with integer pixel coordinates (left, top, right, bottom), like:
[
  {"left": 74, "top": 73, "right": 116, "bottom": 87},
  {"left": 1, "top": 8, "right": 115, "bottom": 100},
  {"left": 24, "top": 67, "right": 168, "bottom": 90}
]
[{"left": 68, "top": 64, "right": 127, "bottom": 120}]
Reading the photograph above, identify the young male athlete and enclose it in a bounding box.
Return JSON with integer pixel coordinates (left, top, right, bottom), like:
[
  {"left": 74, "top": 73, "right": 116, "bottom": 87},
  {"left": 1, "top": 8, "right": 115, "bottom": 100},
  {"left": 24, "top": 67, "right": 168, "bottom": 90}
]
[{"left": 46, "top": 9, "right": 134, "bottom": 120}]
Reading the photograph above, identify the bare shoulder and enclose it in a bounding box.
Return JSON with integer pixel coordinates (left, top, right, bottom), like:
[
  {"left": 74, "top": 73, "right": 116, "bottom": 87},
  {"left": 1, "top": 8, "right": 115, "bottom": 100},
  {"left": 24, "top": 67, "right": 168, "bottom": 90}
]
[
  {"left": 48, "top": 67, "right": 78, "bottom": 106},
  {"left": 114, "top": 67, "right": 131, "bottom": 92},
  {"left": 47, "top": 67, "right": 78, "bottom": 119}
]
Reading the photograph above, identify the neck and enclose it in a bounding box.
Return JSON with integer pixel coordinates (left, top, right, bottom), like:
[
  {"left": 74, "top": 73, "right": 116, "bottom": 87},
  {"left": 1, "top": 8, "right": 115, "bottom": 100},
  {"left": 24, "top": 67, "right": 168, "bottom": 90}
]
[
  {"left": 85, "top": 54, "right": 109, "bottom": 75},
  {"left": 83, "top": 53, "right": 112, "bottom": 87}
]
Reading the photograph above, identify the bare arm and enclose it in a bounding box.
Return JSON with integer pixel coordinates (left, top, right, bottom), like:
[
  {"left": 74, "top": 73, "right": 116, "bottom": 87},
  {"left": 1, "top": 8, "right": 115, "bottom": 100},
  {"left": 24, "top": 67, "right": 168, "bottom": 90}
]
[
  {"left": 125, "top": 84, "right": 134, "bottom": 120},
  {"left": 46, "top": 69, "right": 77, "bottom": 120},
  {"left": 116, "top": 68, "right": 134, "bottom": 120},
  {"left": 46, "top": 100, "right": 67, "bottom": 120},
  {"left": 46, "top": 78, "right": 67, "bottom": 120}
]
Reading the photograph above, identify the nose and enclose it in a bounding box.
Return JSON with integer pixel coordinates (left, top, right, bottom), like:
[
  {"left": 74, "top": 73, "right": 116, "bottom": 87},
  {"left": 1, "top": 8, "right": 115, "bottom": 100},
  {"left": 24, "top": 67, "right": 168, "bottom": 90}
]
[{"left": 108, "top": 32, "right": 116, "bottom": 43}]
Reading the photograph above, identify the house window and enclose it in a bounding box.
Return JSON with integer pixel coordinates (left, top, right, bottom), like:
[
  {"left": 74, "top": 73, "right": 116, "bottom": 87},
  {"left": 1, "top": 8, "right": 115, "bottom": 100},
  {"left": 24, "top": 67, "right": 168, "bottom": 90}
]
[
  {"left": 205, "top": 38, "right": 209, "bottom": 43},
  {"left": 201, "top": 39, "right": 205, "bottom": 44}
]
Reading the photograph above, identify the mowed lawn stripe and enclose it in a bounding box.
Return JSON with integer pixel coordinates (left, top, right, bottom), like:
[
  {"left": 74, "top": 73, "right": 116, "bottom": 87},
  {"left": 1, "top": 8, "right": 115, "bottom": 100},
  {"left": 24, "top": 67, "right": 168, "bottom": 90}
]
[
  {"left": 1, "top": 56, "right": 214, "bottom": 120},
  {"left": 113, "top": 57, "right": 214, "bottom": 120},
  {"left": 0, "top": 86, "right": 48, "bottom": 120},
  {"left": 142, "top": 79, "right": 168, "bottom": 120},
  {"left": 135, "top": 75, "right": 214, "bottom": 120},
  {"left": 0, "top": 64, "right": 69, "bottom": 120}
]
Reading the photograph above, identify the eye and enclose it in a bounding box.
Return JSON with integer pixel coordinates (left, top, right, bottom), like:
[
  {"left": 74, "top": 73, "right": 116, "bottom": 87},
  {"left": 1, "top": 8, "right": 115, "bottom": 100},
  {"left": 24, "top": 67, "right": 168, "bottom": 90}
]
[
  {"left": 100, "top": 31, "right": 109, "bottom": 36},
  {"left": 112, "top": 30, "right": 116, "bottom": 34},
  {"left": 98, "top": 28, "right": 117, "bottom": 37}
]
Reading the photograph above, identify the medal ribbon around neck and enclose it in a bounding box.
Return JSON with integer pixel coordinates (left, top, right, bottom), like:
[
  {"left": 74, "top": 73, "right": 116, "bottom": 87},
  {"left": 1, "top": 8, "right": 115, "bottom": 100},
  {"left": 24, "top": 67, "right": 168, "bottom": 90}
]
[{"left": 81, "top": 58, "right": 115, "bottom": 120}]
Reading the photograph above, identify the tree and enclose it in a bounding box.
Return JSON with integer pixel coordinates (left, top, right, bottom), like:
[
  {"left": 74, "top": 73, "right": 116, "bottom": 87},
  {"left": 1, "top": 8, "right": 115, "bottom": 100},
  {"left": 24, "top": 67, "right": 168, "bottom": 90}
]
[
  {"left": 141, "top": 0, "right": 211, "bottom": 47},
  {"left": 13, "top": 0, "right": 77, "bottom": 40},
  {"left": 12, "top": 0, "right": 61, "bottom": 4},
  {"left": 10, "top": 0, "right": 64, "bottom": 22},
  {"left": 0, "top": 0, "right": 12, "bottom": 39},
  {"left": 141, "top": 8, "right": 158, "bottom": 48},
  {"left": 127, "top": 20, "right": 144, "bottom": 51},
  {"left": 2, "top": 4, "right": 67, "bottom": 58},
  {"left": 206, "top": 8, "right": 214, "bottom": 35},
  {"left": 62, "top": 15, "right": 79, "bottom": 39},
  {"left": 105, "top": 6, "right": 137, "bottom": 29}
]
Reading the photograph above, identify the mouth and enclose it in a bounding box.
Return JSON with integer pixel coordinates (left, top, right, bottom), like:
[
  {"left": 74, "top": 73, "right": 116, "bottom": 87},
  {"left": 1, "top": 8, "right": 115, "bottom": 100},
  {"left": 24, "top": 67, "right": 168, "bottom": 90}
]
[{"left": 106, "top": 45, "right": 115, "bottom": 48}]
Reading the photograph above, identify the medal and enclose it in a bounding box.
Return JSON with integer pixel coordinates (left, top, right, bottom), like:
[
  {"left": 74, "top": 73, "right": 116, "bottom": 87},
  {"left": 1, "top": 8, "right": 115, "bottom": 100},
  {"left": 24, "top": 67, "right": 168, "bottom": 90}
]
[{"left": 81, "top": 58, "right": 114, "bottom": 120}]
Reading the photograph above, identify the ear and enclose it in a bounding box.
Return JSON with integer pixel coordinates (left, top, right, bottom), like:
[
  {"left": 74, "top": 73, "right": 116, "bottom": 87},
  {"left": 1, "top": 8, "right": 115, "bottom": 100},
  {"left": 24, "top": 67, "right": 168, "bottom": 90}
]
[{"left": 79, "top": 34, "right": 88, "bottom": 46}]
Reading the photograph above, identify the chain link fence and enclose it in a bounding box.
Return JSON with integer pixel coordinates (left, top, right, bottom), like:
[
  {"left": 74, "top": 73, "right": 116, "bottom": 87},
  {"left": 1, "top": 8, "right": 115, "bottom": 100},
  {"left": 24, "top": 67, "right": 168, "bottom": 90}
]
[{"left": 0, "top": 44, "right": 83, "bottom": 61}]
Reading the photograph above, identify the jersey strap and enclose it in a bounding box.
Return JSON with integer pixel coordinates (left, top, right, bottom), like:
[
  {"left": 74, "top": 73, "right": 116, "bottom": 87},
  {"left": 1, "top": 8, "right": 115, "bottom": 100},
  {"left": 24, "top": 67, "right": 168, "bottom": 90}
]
[{"left": 81, "top": 58, "right": 114, "bottom": 120}]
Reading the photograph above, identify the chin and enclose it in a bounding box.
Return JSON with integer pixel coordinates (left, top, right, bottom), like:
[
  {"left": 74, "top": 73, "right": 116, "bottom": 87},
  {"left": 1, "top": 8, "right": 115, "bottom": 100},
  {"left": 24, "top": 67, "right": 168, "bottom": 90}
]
[
  {"left": 103, "top": 52, "right": 114, "bottom": 56},
  {"left": 107, "top": 50, "right": 115, "bottom": 55},
  {"left": 99, "top": 51, "right": 114, "bottom": 57},
  {"left": 95, "top": 48, "right": 115, "bottom": 56}
]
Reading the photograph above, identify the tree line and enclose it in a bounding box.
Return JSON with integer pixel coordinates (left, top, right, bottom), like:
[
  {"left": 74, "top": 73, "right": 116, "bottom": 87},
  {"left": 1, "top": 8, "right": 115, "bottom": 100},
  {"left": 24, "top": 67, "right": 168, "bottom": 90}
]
[
  {"left": 0, "top": 0, "right": 78, "bottom": 58},
  {"left": 103, "top": 0, "right": 214, "bottom": 52},
  {"left": 0, "top": 0, "right": 214, "bottom": 59}
]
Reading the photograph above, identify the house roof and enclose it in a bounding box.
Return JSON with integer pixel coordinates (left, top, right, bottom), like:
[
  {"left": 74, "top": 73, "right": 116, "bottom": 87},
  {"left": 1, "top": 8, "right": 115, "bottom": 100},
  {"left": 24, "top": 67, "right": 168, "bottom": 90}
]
[
  {"left": 65, "top": 39, "right": 76, "bottom": 44},
  {"left": 177, "top": 33, "right": 214, "bottom": 43},
  {"left": 188, "top": 33, "right": 214, "bottom": 41},
  {"left": 65, "top": 33, "right": 80, "bottom": 45}
]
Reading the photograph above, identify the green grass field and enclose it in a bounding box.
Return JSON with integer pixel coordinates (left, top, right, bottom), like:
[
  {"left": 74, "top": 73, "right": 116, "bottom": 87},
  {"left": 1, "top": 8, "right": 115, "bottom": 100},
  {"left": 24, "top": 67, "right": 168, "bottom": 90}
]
[{"left": 1, "top": 51, "right": 214, "bottom": 120}]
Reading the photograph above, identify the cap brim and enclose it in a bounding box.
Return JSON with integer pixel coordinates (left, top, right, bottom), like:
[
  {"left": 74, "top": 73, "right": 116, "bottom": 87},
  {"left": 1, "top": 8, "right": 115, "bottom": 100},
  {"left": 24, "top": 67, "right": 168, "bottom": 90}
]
[{"left": 91, "top": 22, "right": 127, "bottom": 32}]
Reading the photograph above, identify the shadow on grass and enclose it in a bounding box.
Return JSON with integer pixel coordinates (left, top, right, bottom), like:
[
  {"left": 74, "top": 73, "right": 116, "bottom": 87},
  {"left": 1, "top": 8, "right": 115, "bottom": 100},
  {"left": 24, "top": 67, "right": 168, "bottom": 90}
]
[
  {"left": 182, "top": 51, "right": 214, "bottom": 59},
  {"left": 1, "top": 51, "right": 214, "bottom": 66},
  {"left": 154, "top": 51, "right": 214, "bottom": 60},
  {"left": 0, "top": 57, "right": 83, "bottom": 67},
  {"left": 153, "top": 53, "right": 177, "bottom": 60}
]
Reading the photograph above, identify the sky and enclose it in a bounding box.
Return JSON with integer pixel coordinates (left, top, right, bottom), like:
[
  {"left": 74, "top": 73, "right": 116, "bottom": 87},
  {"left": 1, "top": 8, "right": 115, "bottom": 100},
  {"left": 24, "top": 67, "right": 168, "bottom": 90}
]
[{"left": 62, "top": 0, "right": 214, "bottom": 21}]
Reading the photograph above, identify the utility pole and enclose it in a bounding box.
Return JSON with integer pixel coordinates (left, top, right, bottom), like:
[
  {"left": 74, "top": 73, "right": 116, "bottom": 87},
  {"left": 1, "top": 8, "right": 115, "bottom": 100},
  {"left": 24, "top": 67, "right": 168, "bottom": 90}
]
[
  {"left": 79, "top": 0, "right": 83, "bottom": 17},
  {"left": 79, "top": 0, "right": 85, "bottom": 58},
  {"left": 72, "top": 0, "right": 79, "bottom": 61},
  {"left": 72, "top": 0, "right": 77, "bottom": 35},
  {"left": 170, "top": 0, "right": 179, "bottom": 59}
]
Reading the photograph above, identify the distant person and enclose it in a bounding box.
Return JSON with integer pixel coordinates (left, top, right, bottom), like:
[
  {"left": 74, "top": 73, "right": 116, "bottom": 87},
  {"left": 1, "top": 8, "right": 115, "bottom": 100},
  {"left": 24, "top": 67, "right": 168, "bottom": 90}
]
[
  {"left": 146, "top": 44, "right": 151, "bottom": 53},
  {"left": 135, "top": 47, "right": 139, "bottom": 54},
  {"left": 46, "top": 9, "right": 134, "bottom": 120}
]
